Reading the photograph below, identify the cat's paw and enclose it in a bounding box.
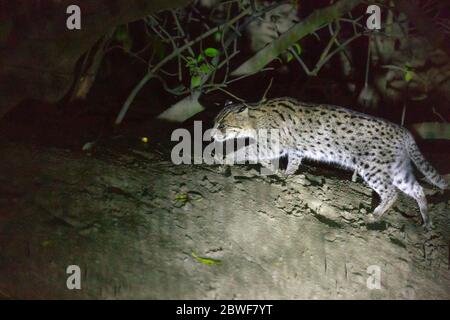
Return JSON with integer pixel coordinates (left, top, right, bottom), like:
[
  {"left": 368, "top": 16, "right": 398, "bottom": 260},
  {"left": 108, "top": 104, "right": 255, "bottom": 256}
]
[
  {"left": 365, "top": 213, "right": 379, "bottom": 223},
  {"left": 422, "top": 219, "right": 434, "bottom": 231}
]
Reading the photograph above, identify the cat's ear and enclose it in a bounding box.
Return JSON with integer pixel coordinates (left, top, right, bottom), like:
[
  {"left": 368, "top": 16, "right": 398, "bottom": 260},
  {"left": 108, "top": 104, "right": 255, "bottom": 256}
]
[{"left": 224, "top": 100, "right": 234, "bottom": 107}]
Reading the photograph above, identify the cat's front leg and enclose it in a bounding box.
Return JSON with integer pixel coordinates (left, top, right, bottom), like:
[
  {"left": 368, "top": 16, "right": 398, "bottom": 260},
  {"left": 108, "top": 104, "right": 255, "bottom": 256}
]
[{"left": 285, "top": 152, "right": 303, "bottom": 176}]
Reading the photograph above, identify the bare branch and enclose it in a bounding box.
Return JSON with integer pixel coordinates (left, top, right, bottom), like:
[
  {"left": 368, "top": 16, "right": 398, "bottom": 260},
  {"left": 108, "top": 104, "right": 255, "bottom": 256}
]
[
  {"left": 231, "top": 0, "right": 364, "bottom": 76},
  {"left": 115, "top": 7, "right": 252, "bottom": 125}
]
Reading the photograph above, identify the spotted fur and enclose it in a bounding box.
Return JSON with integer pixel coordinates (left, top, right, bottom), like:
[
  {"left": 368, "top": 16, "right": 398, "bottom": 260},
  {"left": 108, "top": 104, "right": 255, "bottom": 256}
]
[{"left": 212, "top": 97, "right": 448, "bottom": 227}]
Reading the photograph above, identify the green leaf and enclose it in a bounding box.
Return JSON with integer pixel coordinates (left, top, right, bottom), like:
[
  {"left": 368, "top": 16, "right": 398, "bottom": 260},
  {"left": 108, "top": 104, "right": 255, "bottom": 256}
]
[
  {"left": 191, "top": 75, "right": 201, "bottom": 88},
  {"left": 174, "top": 193, "right": 189, "bottom": 203},
  {"left": 115, "top": 25, "right": 132, "bottom": 52},
  {"left": 186, "top": 57, "right": 198, "bottom": 73},
  {"left": 197, "top": 54, "right": 205, "bottom": 63},
  {"left": 287, "top": 52, "right": 294, "bottom": 62},
  {"left": 192, "top": 252, "right": 221, "bottom": 266},
  {"left": 404, "top": 71, "right": 413, "bottom": 82},
  {"left": 199, "top": 63, "right": 212, "bottom": 74},
  {"left": 204, "top": 47, "right": 219, "bottom": 58},
  {"left": 294, "top": 43, "right": 302, "bottom": 55},
  {"left": 115, "top": 25, "right": 129, "bottom": 42},
  {"left": 214, "top": 32, "right": 222, "bottom": 42},
  {"left": 186, "top": 57, "right": 196, "bottom": 66}
]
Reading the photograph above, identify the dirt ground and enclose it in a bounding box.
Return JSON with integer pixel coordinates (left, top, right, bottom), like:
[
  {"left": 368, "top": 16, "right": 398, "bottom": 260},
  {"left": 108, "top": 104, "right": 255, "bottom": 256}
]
[{"left": 0, "top": 143, "right": 449, "bottom": 299}]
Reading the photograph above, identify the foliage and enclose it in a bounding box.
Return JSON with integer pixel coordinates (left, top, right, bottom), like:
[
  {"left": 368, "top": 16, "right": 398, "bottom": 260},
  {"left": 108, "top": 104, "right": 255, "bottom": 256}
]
[
  {"left": 111, "top": 0, "right": 432, "bottom": 123},
  {"left": 232, "top": 0, "right": 364, "bottom": 76},
  {"left": 186, "top": 49, "right": 217, "bottom": 89},
  {"left": 191, "top": 252, "right": 222, "bottom": 266},
  {"left": 114, "top": 25, "right": 132, "bottom": 52}
]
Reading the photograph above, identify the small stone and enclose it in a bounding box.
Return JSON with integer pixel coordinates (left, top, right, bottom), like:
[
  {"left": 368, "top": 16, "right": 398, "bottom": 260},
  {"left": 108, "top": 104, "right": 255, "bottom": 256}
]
[
  {"left": 324, "top": 232, "right": 336, "bottom": 242},
  {"left": 341, "top": 211, "right": 354, "bottom": 221}
]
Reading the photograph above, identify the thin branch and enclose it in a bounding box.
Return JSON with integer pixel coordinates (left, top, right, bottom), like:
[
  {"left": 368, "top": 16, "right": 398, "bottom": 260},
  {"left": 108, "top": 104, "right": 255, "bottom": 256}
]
[
  {"left": 380, "top": 65, "right": 428, "bottom": 86},
  {"left": 311, "top": 33, "right": 362, "bottom": 75},
  {"left": 115, "top": 7, "right": 251, "bottom": 125},
  {"left": 106, "top": 45, "right": 149, "bottom": 66},
  {"left": 432, "top": 106, "right": 447, "bottom": 123},
  {"left": 224, "top": 67, "right": 274, "bottom": 85},
  {"left": 329, "top": 20, "right": 353, "bottom": 66},
  {"left": 216, "top": 50, "right": 240, "bottom": 70},
  {"left": 232, "top": 0, "right": 364, "bottom": 76},
  {"left": 364, "top": 37, "right": 371, "bottom": 89},
  {"left": 216, "top": 88, "right": 247, "bottom": 104},
  {"left": 260, "top": 78, "right": 273, "bottom": 102},
  {"left": 289, "top": 47, "right": 312, "bottom": 75},
  {"left": 318, "top": 22, "right": 341, "bottom": 65},
  {"left": 171, "top": 10, "right": 195, "bottom": 57}
]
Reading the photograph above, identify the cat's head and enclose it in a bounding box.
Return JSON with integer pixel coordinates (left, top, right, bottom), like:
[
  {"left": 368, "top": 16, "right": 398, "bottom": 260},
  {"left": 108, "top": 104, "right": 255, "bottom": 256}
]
[{"left": 212, "top": 101, "right": 256, "bottom": 142}]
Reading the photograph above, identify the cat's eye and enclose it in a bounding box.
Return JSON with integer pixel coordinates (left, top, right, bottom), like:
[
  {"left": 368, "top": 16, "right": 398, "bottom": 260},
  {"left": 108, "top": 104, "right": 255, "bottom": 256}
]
[{"left": 237, "top": 106, "right": 247, "bottom": 113}]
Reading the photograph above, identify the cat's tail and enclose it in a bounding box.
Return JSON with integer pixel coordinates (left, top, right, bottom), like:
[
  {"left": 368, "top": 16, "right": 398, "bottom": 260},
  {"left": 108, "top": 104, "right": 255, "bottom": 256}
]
[{"left": 405, "top": 131, "right": 448, "bottom": 189}]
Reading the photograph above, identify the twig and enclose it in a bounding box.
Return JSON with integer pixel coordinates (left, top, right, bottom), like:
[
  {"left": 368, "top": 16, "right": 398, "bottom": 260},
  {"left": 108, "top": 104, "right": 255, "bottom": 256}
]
[
  {"left": 401, "top": 103, "right": 406, "bottom": 126},
  {"left": 364, "top": 36, "right": 371, "bottom": 89},
  {"left": 318, "top": 22, "right": 341, "bottom": 65},
  {"left": 329, "top": 20, "right": 353, "bottom": 67},
  {"left": 216, "top": 87, "right": 248, "bottom": 105},
  {"left": 171, "top": 10, "right": 195, "bottom": 57},
  {"left": 232, "top": 0, "right": 365, "bottom": 76},
  {"left": 106, "top": 45, "right": 149, "bottom": 66},
  {"left": 261, "top": 78, "right": 273, "bottom": 102},
  {"left": 224, "top": 67, "right": 274, "bottom": 85},
  {"left": 203, "top": 67, "right": 274, "bottom": 95},
  {"left": 432, "top": 106, "right": 447, "bottom": 123},
  {"left": 289, "top": 47, "right": 312, "bottom": 75},
  {"left": 380, "top": 65, "right": 428, "bottom": 86},
  {"left": 311, "top": 33, "right": 362, "bottom": 75},
  {"left": 216, "top": 50, "right": 240, "bottom": 71},
  {"left": 115, "top": 8, "right": 251, "bottom": 125},
  {"left": 149, "top": 15, "right": 186, "bottom": 81}
]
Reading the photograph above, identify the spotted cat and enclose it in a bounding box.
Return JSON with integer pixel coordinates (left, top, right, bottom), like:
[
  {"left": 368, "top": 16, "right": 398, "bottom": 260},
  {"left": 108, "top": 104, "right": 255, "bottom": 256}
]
[{"left": 212, "top": 97, "right": 448, "bottom": 227}]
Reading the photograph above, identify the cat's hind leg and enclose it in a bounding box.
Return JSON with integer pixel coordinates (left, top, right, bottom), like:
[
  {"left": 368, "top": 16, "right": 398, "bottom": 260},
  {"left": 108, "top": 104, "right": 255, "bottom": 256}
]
[
  {"left": 393, "top": 172, "right": 430, "bottom": 228},
  {"left": 361, "top": 170, "right": 399, "bottom": 219}
]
